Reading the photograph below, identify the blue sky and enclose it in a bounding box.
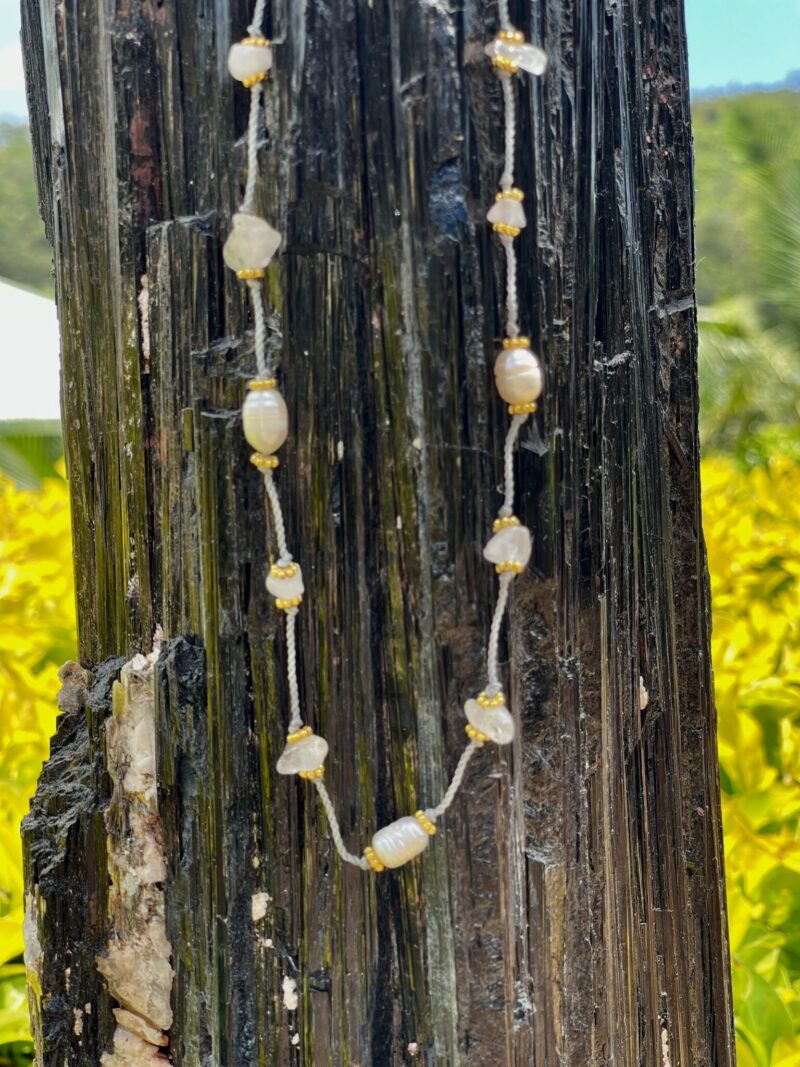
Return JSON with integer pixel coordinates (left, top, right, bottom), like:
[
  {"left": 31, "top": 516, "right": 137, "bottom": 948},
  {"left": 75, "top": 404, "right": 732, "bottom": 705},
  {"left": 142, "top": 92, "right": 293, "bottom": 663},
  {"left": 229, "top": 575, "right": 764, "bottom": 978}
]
[{"left": 0, "top": 0, "right": 799, "bottom": 119}]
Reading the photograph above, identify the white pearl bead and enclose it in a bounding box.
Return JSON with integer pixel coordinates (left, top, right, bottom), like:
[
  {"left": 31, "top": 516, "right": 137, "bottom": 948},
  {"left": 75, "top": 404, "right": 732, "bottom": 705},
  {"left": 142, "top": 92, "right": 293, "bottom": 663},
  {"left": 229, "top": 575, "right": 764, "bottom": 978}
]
[
  {"left": 484, "top": 39, "right": 548, "bottom": 75},
  {"left": 276, "top": 734, "right": 329, "bottom": 775},
  {"left": 464, "top": 699, "right": 515, "bottom": 745},
  {"left": 487, "top": 198, "right": 526, "bottom": 229},
  {"left": 266, "top": 568, "right": 305, "bottom": 600},
  {"left": 371, "top": 816, "right": 431, "bottom": 869},
  {"left": 483, "top": 525, "right": 532, "bottom": 567},
  {"left": 223, "top": 212, "right": 281, "bottom": 273},
  {"left": 494, "top": 347, "right": 543, "bottom": 404},
  {"left": 228, "top": 42, "right": 273, "bottom": 83},
  {"left": 242, "top": 389, "right": 288, "bottom": 455}
]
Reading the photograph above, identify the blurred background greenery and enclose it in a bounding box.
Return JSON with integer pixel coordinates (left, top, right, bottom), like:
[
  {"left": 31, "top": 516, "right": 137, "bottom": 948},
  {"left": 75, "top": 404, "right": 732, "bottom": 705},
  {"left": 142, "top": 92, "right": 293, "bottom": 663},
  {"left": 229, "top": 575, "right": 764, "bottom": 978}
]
[{"left": 1, "top": 64, "right": 800, "bottom": 1067}]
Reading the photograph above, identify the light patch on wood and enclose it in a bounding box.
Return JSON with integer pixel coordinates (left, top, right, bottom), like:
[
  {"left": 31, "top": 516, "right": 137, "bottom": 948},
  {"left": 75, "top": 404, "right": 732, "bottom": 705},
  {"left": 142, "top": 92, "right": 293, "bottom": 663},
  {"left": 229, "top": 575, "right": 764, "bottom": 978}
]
[
  {"left": 73, "top": 1008, "right": 83, "bottom": 1036},
  {"left": 291, "top": 1033, "right": 300, "bottom": 1046},
  {"left": 251, "top": 891, "right": 270, "bottom": 922},
  {"left": 96, "top": 646, "right": 173, "bottom": 1064},
  {"left": 639, "top": 675, "right": 649, "bottom": 710},
  {"left": 282, "top": 975, "right": 298, "bottom": 1011},
  {"left": 661, "top": 1020, "right": 672, "bottom": 1067}
]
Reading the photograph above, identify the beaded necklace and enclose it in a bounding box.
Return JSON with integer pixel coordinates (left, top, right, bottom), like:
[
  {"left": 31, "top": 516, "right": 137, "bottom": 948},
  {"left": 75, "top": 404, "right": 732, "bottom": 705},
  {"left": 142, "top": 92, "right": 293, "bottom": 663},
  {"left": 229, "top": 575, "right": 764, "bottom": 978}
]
[{"left": 223, "top": 2, "right": 547, "bottom": 873}]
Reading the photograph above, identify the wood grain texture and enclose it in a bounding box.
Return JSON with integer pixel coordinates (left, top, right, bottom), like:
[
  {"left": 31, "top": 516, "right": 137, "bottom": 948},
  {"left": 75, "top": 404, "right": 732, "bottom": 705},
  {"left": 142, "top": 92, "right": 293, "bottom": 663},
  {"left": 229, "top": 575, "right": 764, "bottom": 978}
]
[{"left": 21, "top": 0, "right": 735, "bottom": 1063}]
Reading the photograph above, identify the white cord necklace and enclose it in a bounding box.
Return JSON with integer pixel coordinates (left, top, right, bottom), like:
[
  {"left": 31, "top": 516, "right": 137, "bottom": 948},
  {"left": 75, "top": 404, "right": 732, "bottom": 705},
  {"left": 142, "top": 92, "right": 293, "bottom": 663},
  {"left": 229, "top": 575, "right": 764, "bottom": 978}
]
[{"left": 223, "top": 4, "right": 547, "bottom": 873}]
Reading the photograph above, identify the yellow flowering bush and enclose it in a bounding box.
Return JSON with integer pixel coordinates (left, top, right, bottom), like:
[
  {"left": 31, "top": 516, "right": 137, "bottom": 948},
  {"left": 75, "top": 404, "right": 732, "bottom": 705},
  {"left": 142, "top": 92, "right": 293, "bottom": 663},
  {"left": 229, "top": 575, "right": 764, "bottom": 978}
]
[
  {"left": 0, "top": 471, "right": 74, "bottom": 1051},
  {"left": 704, "top": 455, "right": 800, "bottom": 1067}
]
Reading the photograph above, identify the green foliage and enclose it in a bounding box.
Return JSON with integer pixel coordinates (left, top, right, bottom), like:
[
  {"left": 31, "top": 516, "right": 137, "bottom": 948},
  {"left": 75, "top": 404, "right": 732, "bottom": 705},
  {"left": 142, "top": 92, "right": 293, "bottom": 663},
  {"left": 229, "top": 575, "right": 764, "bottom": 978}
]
[{"left": 0, "top": 125, "right": 52, "bottom": 295}]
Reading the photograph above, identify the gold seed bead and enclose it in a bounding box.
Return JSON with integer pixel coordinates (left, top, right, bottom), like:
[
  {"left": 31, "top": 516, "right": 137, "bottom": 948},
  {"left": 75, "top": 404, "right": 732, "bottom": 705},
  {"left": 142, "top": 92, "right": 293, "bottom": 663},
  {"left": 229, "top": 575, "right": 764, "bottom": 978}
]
[
  {"left": 286, "top": 725, "right": 313, "bottom": 744},
  {"left": 465, "top": 723, "right": 490, "bottom": 745},
  {"left": 242, "top": 70, "right": 268, "bottom": 88},
  {"left": 492, "top": 222, "right": 521, "bottom": 237},
  {"left": 508, "top": 401, "right": 538, "bottom": 415},
  {"left": 493, "top": 515, "right": 521, "bottom": 533},
  {"left": 502, "top": 336, "right": 532, "bottom": 350},
  {"left": 250, "top": 453, "right": 279, "bottom": 470},
  {"left": 270, "top": 562, "right": 300, "bottom": 580},
  {"left": 275, "top": 595, "right": 303, "bottom": 610},
  {"left": 496, "top": 188, "right": 524, "bottom": 202},
  {"left": 496, "top": 560, "right": 525, "bottom": 574},
  {"left": 492, "top": 55, "right": 519, "bottom": 74},
  {"left": 477, "top": 691, "right": 506, "bottom": 708},
  {"left": 247, "top": 378, "right": 278, "bottom": 391},
  {"left": 414, "top": 810, "right": 437, "bottom": 836},
  {"left": 298, "top": 765, "right": 325, "bottom": 780},
  {"left": 241, "top": 35, "right": 270, "bottom": 46},
  {"left": 236, "top": 268, "right": 266, "bottom": 280},
  {"left": 363, "top": 846, "right": 385, "bottom": 873},
  {"left": 498, "top": 28, "right": 525, "bottom": 43}
]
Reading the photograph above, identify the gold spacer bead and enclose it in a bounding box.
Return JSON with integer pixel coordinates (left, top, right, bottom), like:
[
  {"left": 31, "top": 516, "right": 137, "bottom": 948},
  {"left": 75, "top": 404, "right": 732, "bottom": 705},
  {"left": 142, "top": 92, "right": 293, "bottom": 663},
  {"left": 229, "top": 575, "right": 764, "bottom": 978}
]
[
  {"left": 477, "top": 691, "right": 506, "bottom": 708},
  {"left": 287, "top": 725, "right": 313, "bottom": 744},
  {"left": 236, "top": 268, "right": 266, "bottom": 280},
  {"left": 496, "top": 187, "right": 525, "bottom": 202},
  {"left": 414, "top": 810, "right": 437, "bottom": 836},
  {"left": 275, "top": 595, "right": 303, "bottom": 610},
  {"left": 299, "top": 765, "right": 325, "bottom": 780},
  {"left": 363, "top": 846, "right": 385, "bottom": 873},
  {"left": 493, "top": 515, "right": 521, "bottom": 533},
  {"left": 242, "top": 70, "right": 268, "bottom": 88},
  {"left": 492, "top": 55, "right": 519, "bottom": 74},
  {"left": 502, "top": 336, "right": 531, "bottom": 350},
  {"left": 247, "top": 377, "right": 278, "bottom": 391},
  {"left": 241, "top": 35, "right": 270, "bottom": 46},
  {"left": 498, "top": 29, "right": 525, "bottom": 43},
  {"left": 250, "top": 453, "right": 279, "bottom": 470},
  {"left": 496, "top": 560, "right": 525, "bottom": 575},
  {"left": 492, "top": 222, "right": 521, "bottom": 237},
  {"left": 270, "top": 561, "right": 300, "bottom": 580},
  {"left": 465, "top": 723, "right": 491, "bottom": 745},
  {"left": 508, "top": 401, "right": 538, "bottom": 415}
]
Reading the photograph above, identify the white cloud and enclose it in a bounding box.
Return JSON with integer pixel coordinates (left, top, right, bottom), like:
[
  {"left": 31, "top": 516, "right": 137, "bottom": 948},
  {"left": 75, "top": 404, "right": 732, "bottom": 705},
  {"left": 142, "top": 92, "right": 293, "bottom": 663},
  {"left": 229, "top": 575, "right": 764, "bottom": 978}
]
[{"left": 0, "top": 41, "right": 23, "bottom": 92}]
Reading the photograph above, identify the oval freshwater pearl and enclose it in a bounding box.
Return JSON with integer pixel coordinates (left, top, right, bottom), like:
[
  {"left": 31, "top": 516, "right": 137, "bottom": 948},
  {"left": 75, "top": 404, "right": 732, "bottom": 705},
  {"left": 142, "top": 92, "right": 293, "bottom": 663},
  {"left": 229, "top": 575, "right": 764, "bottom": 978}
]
[
  {"left": 487, "top": 198, "right": 527, "bottom": 230},
  {"left": 266, "top": 568, "right": 305, "bottom": 600},
  {"left": 464, "top": 699, "right": 515, "bottom": 745},
  {"left": 371, "top": 816, "right": 431, "bottom": 869},
  {"left": 242, "top": 389, "right": 288, "bottom": 454},
  {"left": 276, "top": 734, "right": 329, "bottom": 775},
  {"left": 223, "top": 212, "right": 282, "bottom": 273},
  {"left": 494, "top": 347, "right": 543, "bottom": 404},
  {"left": 228, "top": 42, "right": 273, "bottom": 82},
  {"left": 483, "top": 524, "right": 532, "bottom": 567},
  {"left": 484, "top": 39, "right": 548, "bottom": 76}
]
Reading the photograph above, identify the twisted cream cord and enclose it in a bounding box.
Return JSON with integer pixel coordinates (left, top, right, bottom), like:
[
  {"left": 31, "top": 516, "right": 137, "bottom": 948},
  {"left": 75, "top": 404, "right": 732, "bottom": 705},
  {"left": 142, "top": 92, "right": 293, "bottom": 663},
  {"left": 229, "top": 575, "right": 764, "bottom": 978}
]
[
  {"left": 247, "top": 279, "right": 269, "bottom": 377},
  {"left": 262, "top": 471, "right": 292, "bottom": 564},
  {"left": 497, "top": 0, "right": 512, "bottom": 32},
  {"left": 426, "top": 743, "right": 481, "bottom": 820},
  {"left": 285, "top": 607, "right": 303, "bottom": 733},
  {"left": 500, "top": 74, "right": 516, "bottom": 190},
  {"left": 241, "top": 83, "right": 264, "bottom": 215},
  {"left": 247, "top": 0, "right": 267, "bottom": 38},
  {"left": 486, "top": 572, "right": 514, "bottom": 693},
  {"left": 314, "top": 780, "right": 372, "bottom": 868},
  {"left": 502, "top": 236, "right": 520, "bottom": 338},
  {"left": 500, "top": 414, "right": 526, "bottom": 517}
]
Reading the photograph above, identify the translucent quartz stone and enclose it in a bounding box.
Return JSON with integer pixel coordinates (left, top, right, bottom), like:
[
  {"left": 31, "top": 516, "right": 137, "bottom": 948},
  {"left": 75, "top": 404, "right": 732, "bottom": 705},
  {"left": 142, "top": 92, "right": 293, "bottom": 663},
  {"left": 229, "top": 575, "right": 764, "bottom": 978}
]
[
  {"left": 223, "top": 212, "right": 281, "bottom": 273},
  {"left": 371, "top": 816, "right": 431, "bottom": 869},
  {"left": 484, "top": 38, "right": 548, "bottom": 76},
  {"left": 465, "top": 699, "right": 515, "bottom": 745},
  {"left": 266, "top": 567, "right": 305, "bottom": 600},
  {"left": 276, "top": 734, "right": 329, "bottom": 775},
  {"left": 494, "top": 347, "right": 543, "bottom": 404},
  {"left": 242, "top": 389, "right": 288, "bottom": 454},
  {"left": 487, "top": 198, "right": 527, "bottom": 230},
  {"left": 228, "top": 42, "right": 273, "bottom": 82},
  {"left": 483, "top": 524, "right": 532, "bottom": 567}
]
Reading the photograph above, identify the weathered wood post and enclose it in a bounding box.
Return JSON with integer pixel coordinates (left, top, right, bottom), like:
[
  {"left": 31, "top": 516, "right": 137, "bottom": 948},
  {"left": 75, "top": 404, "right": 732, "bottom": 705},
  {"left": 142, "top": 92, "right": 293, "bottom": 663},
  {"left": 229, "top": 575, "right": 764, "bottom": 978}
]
[{"left": 21, "top": 0, "right": 735, "bottom": 1063}]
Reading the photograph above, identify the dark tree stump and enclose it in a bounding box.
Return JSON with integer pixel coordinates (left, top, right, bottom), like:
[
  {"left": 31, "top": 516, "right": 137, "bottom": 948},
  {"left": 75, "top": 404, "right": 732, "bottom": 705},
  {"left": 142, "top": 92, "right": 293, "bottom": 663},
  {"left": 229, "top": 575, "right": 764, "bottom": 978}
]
[{"left": 21, "top": 0, "right": 735, "bottom": 1063}]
